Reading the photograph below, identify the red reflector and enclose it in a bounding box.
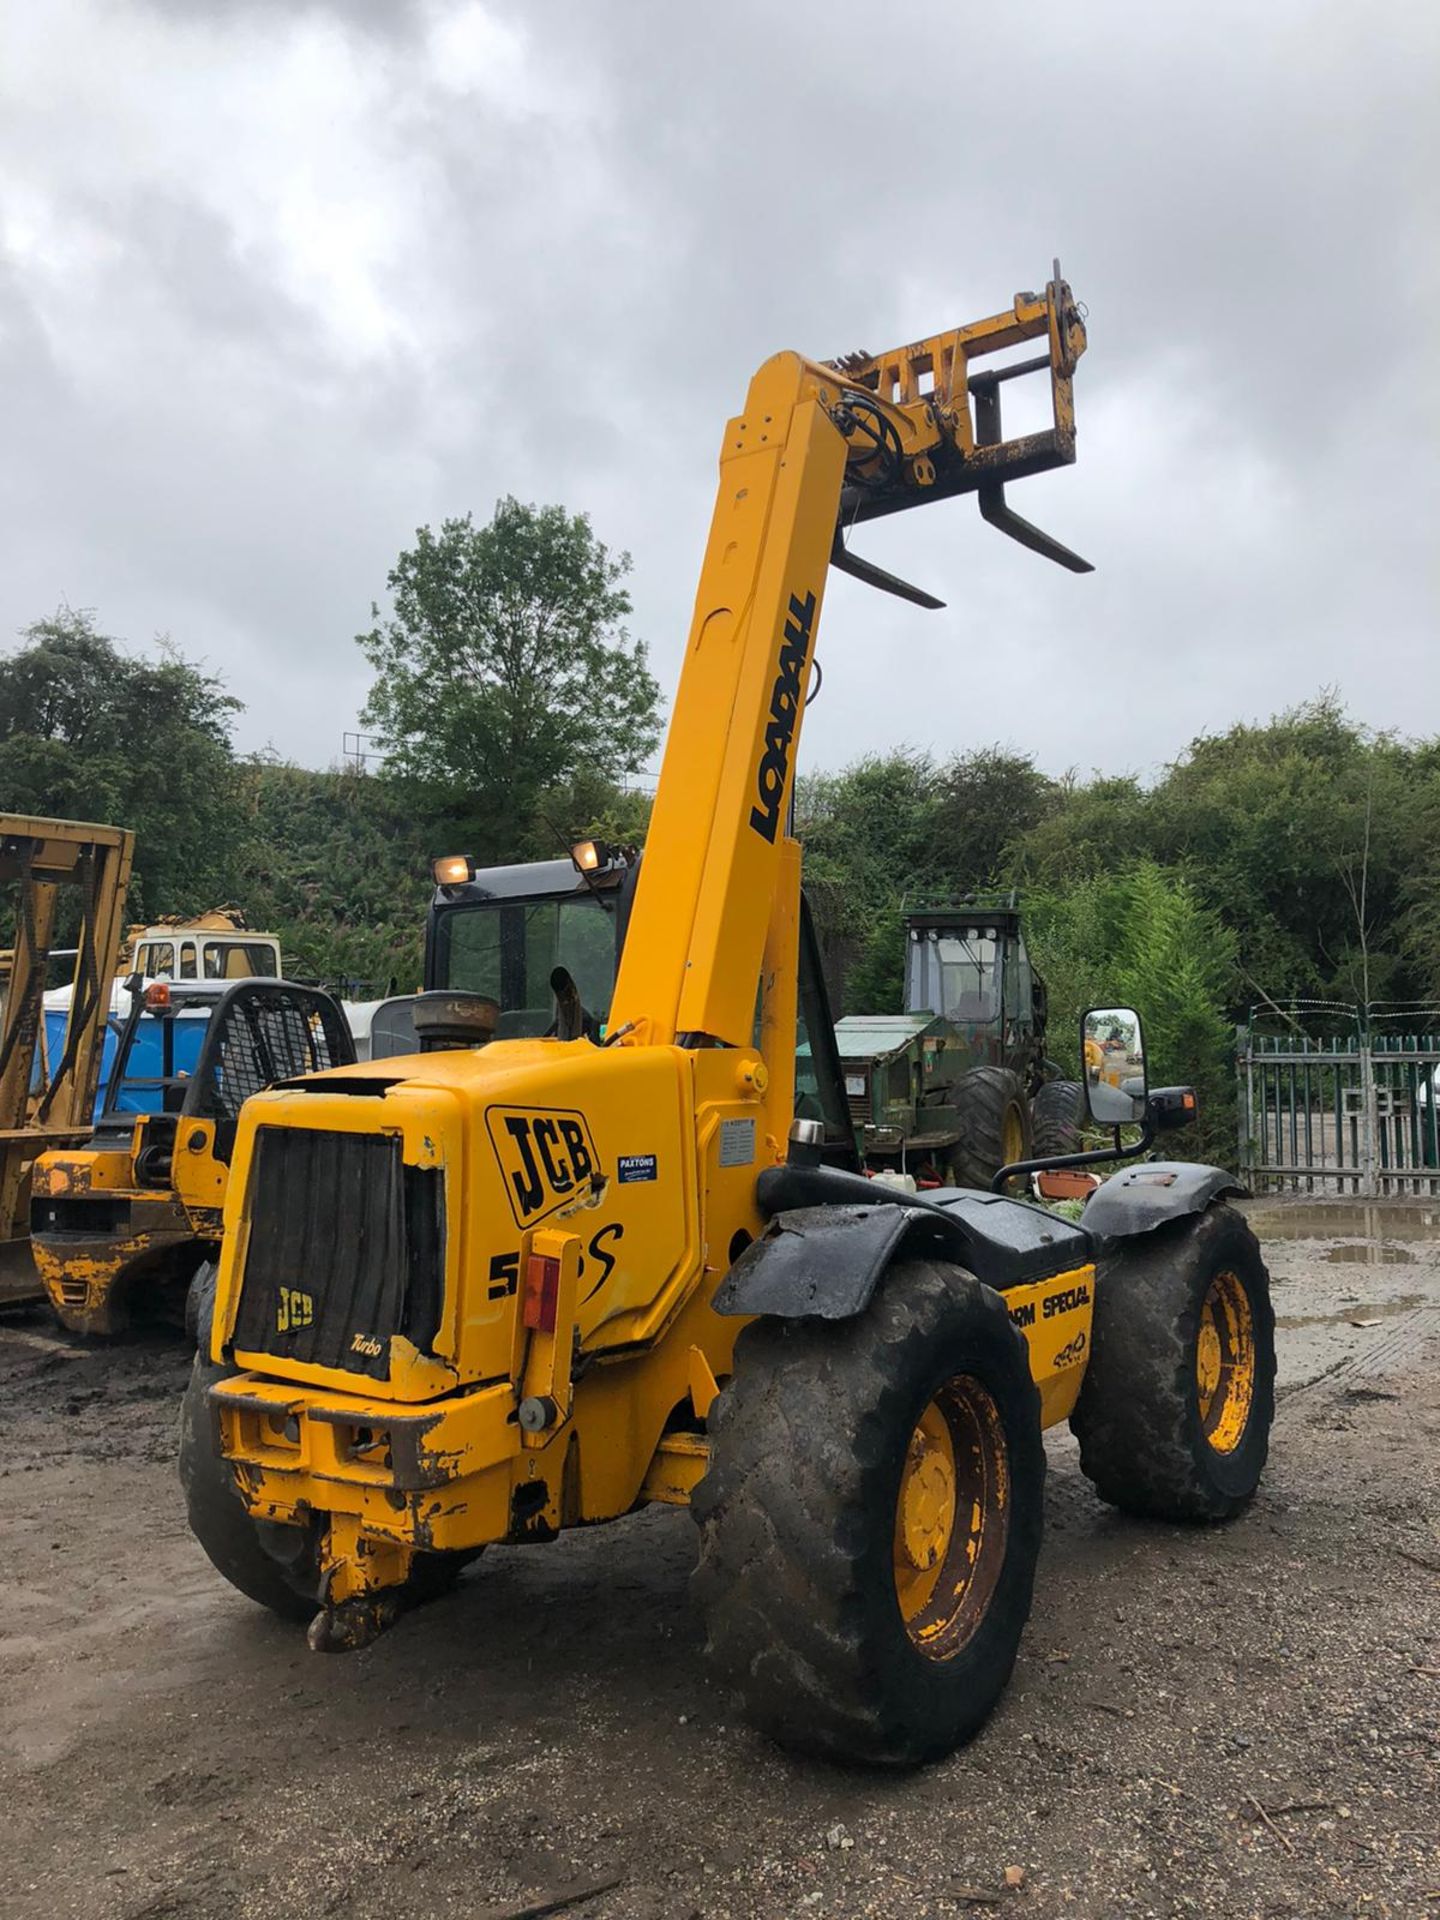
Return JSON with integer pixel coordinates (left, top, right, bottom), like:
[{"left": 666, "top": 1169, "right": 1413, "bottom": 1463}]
[{"left": 523, "top": 1254, "right": 561, "bottom": 1333}]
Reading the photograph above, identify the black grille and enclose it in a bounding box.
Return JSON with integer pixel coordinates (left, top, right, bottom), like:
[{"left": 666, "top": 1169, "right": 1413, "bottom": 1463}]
[
  {"left": 232, "top": 1127, "right": 443, "bottom": 1379},
  {"left": 191, "top": 982, "right": 356, "bottom": 1163}
]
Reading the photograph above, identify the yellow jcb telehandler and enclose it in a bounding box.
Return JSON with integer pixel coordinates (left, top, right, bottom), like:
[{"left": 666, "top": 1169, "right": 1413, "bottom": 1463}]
[{"left": 181, "top": 268, "right": 1275, "bottom": 1766}]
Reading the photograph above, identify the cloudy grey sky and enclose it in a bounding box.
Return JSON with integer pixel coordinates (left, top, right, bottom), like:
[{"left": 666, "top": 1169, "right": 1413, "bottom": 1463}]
[{"left": 3, "top": 0, "right": 1436, "bottom": 785}]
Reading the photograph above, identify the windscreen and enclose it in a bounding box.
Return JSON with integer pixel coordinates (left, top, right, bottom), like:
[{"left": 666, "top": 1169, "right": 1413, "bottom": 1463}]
[
  {"left": 435, "top": 895, "right": 619, "bottom": 1037},
  {"left": 202, "top": 940, "right": 280, "bottom": 979},
  {"left": 907, "top": 930, "right": 1002, "bottom": 1025}
]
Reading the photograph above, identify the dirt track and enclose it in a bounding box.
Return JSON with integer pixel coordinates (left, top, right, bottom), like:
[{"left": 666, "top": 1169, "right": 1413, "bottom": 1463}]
[{"left": 3, "top": 1201, "right": 1439, "bottom": 1920}]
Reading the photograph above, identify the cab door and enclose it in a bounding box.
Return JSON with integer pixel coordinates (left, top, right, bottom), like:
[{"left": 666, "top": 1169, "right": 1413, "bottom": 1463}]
[{"left": 794, "top": 895, "right": 860, "bottom": 1170}]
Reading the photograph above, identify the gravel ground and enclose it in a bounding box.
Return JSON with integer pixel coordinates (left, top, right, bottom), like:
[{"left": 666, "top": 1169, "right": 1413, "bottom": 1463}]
[{"left": 2, "top": 1199, "right": 1438, "bottom": 1920}]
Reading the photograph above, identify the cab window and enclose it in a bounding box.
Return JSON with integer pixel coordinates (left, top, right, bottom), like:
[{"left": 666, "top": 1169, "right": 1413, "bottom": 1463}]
[
  {"left": 437, "top": 894, "right": 619, "bottom": 1036},
  {"left": 202, "top": 940, "right": 279, "bottom": 979}
]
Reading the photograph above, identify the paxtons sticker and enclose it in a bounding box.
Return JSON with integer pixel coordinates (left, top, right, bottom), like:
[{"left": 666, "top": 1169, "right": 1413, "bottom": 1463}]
[{"left": 486, "top": 1106, "right": 601, "bottom": 1227}]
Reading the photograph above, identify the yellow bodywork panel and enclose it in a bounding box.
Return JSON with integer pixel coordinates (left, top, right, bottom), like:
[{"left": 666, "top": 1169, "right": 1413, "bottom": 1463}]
[
  {"left": 210, "top": 1034, "right": 771, "bottom": 1546},
  {"left": 31, "top": 1119, "right": 230, "bottom": 1335},
  {"left": 1005, "top": 1265, "right": 1096, "bottom": 1428}
]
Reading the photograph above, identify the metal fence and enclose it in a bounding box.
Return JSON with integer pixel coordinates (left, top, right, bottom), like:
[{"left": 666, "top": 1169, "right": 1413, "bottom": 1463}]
[{"left": 1238, "top": 1004, "right": 1440, "bottom": 1196}]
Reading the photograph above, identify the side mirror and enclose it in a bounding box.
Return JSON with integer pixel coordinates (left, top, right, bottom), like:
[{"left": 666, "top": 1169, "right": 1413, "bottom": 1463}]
[{"left": 1082, "top": 1005, "right": 1147, "bottom": 1125}]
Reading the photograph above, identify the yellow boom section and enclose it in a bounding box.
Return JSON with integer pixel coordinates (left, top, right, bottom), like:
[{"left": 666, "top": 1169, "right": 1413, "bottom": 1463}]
[{"left": 610, "top": 266, "right": 1087, "bottom": 1053}]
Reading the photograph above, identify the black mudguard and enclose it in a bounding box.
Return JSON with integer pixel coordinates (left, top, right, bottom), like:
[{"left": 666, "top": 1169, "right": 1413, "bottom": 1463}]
[
  {"left": 716, "top": 1164, "right": 1092, "bottom": 1320},
  {"left": 714, "top": 1205, "right": 963, "bottom": 1320},
  {"left": 1081, "top": 1160, "right": 1247, "bottom": 1240}
]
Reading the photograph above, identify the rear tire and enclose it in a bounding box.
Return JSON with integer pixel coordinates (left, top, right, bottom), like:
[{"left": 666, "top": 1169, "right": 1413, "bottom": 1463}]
[
  {"left": 1030, "top": 1079, "right": 1085, "bottom": 1159},
  {"left": 946, "top": 1066, "right": 1032, "bottom": 1190},
  {"left": 180, "top": 1354, "right": 322, "bottom": 1620},
  {"left": 1071, "top": 1203, "right": 1275, "bottom": 1521},
  {"left": 691, "top": 1258, "right": 1045, "bottom": 1767}
]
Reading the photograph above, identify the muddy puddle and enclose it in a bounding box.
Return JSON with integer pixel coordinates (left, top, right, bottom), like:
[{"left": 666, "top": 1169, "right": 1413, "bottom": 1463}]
[
  {"left": 1245, "top": 1200, "right": 1440, "bottom": 1241},
  {"left": 1275, "top": 1290, "right": 1424, "bottom": 1330},
  {"left": 1237, "top": 1199, "right": 1440, "bottom": 1387}
]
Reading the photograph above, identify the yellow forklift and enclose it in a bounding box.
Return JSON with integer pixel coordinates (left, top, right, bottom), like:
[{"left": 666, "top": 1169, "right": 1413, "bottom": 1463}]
[
  {"left": 181, "top": 269, "right": 1275, "bottom": 1766},
  {"left": 1, "top": 814, "right": 134, "bottom": 1308},
  {"left": 31, "top": 975, "right": 353, "bottom": 1335}
]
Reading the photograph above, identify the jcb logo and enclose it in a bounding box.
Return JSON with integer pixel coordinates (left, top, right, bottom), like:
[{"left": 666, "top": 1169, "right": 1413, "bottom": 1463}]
[
  {"left": 276, "top": 1287, "right": 314, "bottom": 1334},
  {"left": 486, "top": 1106, "right": 600, "bottom": 1227}
]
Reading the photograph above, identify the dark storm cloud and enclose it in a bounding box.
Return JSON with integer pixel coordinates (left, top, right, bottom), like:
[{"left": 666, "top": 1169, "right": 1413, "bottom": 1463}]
[{"left": 2, "top": 0, "right": 1436, "bottom": 782}]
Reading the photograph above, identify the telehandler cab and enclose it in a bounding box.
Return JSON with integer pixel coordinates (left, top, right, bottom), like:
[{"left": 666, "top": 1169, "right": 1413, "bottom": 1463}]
[{"left": 182, "top": 268, "right": 1275, "bottom": 1767}]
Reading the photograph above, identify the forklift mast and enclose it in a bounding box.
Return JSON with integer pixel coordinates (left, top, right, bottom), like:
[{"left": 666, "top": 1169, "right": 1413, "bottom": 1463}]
[{"left": 0, "top": 814, "right": 135, "bottom": 1301}]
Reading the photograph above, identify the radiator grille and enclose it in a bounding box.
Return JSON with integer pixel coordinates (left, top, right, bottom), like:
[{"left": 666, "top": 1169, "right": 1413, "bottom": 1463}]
[{"left": 232, "top": 1127, "right": 443, "bottom": 1379}]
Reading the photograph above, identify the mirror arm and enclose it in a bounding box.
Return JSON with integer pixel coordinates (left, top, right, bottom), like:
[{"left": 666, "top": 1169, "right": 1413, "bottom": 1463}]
[{"left": 990, "top": 1113, "right": 1157, "bottom": 1194}]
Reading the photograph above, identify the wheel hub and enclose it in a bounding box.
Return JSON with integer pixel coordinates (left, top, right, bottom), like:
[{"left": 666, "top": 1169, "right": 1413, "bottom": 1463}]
[
  {"left": 1196, "top": 1320, "right": 1222, "bottom": 1400},
  {"left": 1196, "top": 1269, "right": 1256, "bottom": 1455},
  {"left": 899, "top": 1420, "right": 957, "bottom": 1572},
  {"left": 892, "top": 1377, "right": 1010, "bottom": 1661}
]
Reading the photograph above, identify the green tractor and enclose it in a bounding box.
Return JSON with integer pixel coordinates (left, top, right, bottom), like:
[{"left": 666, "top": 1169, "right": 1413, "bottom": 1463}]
[{"left": 836, "top": 897, "right": 1085, "bottom": 1189}]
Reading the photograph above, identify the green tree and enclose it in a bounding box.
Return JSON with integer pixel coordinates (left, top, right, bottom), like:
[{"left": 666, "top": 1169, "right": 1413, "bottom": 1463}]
[
  {"left": 1147, "top": 696, "right": 1415, "bottom": 1007},
  {"left": 795, "top": 750, "right": 944, "bottom": 1009},
  {"left": 232, "top": 759, "right": 432, "bottom": 996},
  {"left": 0, "top": 608, "right": 241, "bottom": 918},
  {"left": 1026, "top": 862, "right": 1238, "bottom": 1164},
  {"left": 358, "top": 500, "right": 662, "bottom": 860},
  {"left": 932, "top": 747, "right": 1060, "bottom": 884},
  {"left": 1015, "top": 772, "right": 1153, "bottom": 883}
]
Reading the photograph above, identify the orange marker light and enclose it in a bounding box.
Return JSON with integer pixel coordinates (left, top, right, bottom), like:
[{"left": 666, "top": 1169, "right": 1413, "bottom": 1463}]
[
  {"left": 144, "top": 980, "right": 171, "bottom": 1010},
  {"left": 524, "top": 1253, "right": 561, "bottom": 1333}
]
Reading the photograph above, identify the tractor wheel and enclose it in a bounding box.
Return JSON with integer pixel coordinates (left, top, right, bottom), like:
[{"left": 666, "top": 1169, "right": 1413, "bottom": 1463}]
[
  {"left": 946, "top": 1066, "right": 1031, "bottom": 1190},
  {"left": 1030, "top": 1079, "right": 1086, "bottom": 1159},
  {"left": 1071, "top": 1203, "right": 1275, "bottom": 1522},
  {"left": 691, "top": 1258, "right": 1045, "bottom": 1767}
]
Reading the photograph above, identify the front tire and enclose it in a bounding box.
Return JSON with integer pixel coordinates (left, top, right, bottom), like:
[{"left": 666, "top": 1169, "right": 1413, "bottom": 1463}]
[
  {"left": 691, "top": 1258, "right": 1045, "bottom": 1767},
  {"left": 1071, "top": 1203, "right": 1275, "bottom": 1521}
]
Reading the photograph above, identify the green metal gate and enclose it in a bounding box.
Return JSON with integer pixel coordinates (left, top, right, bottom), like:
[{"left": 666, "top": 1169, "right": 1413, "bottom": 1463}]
[{"left": 1238, "top": 1005, "right": 1440, "bottom": 1196}]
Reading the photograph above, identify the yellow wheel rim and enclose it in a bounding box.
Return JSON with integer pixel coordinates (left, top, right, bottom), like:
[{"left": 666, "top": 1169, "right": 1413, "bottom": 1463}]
[
  {"left": 893, "top": 1377, "right": 1009, "bottom": 1660},
  {"left": 1001, "top": 1104, "right": 1026, "bottom": 1168},
  {"left": 1196, "top": 1270, "right": 1256, "bottom": 1454}
]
